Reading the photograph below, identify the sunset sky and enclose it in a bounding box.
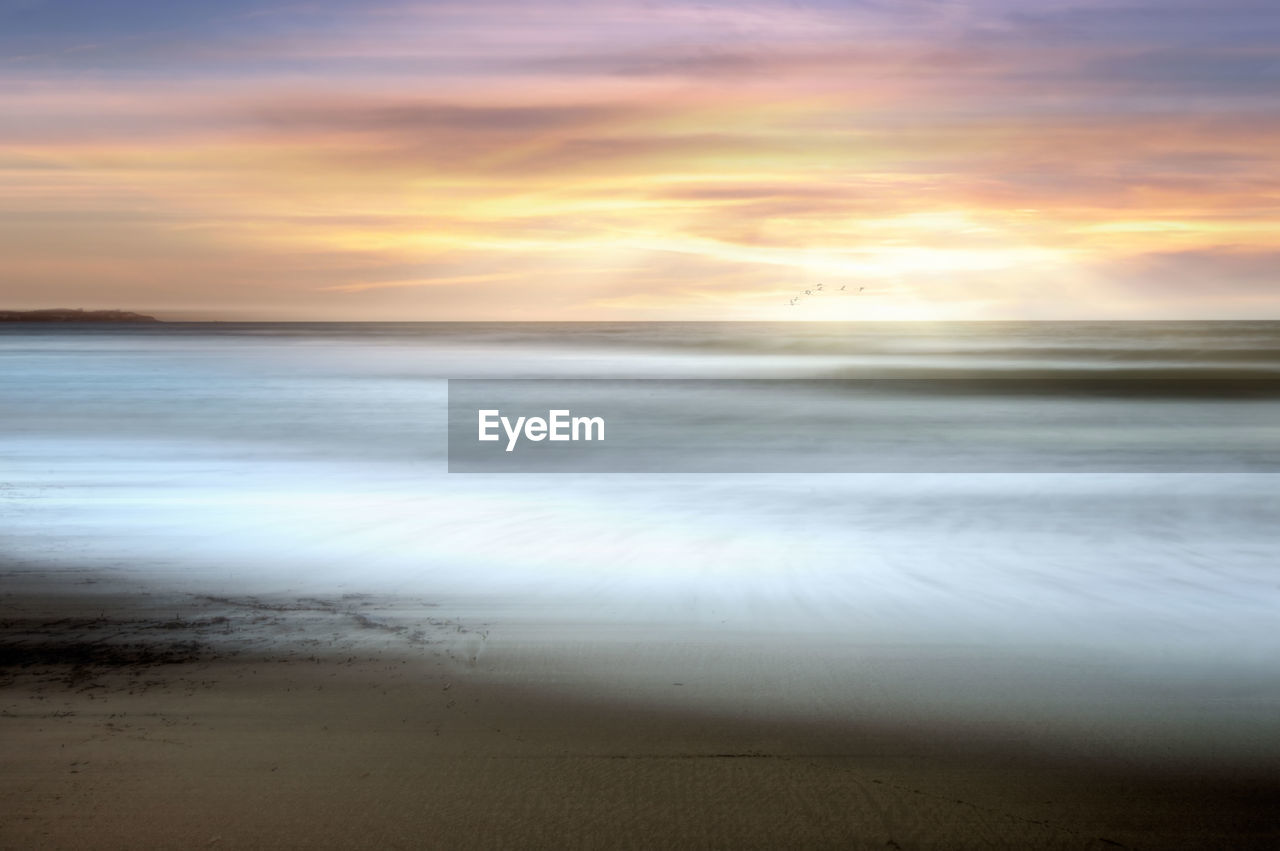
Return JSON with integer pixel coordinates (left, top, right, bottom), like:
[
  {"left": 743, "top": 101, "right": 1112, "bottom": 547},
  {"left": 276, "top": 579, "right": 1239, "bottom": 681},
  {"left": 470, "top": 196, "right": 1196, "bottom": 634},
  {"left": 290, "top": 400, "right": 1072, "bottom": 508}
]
[{"left": 2, "top": 0, "right": 1277, "bottom": 320}]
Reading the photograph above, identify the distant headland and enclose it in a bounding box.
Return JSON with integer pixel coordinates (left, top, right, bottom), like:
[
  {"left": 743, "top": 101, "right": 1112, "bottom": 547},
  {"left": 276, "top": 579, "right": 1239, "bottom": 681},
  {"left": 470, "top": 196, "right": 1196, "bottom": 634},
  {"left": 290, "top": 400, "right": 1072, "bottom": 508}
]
[{"left": 0, "top": 309, "right": 160, "bottom": 323}]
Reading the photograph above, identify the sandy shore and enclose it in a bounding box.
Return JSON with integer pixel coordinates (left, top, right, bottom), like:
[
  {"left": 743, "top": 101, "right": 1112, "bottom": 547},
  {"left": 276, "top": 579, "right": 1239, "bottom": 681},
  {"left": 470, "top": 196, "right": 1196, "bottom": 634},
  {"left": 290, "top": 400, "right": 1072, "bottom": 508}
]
[{"left": 3, "top": 568, "right": 1278, "bottom": 850}]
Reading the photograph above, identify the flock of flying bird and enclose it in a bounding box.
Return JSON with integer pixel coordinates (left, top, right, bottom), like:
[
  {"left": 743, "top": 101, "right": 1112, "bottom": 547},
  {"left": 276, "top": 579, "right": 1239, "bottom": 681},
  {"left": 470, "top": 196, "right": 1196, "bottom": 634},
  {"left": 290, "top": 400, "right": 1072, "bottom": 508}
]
[{"left": 787, "top": 282, "right": 864, "bottom": 306}]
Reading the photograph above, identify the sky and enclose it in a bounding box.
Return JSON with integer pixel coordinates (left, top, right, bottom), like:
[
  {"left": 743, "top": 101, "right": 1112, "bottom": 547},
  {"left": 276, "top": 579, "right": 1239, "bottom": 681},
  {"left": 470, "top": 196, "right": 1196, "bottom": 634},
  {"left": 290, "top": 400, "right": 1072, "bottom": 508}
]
[{"left": 1, "top": 0, "right": 1277, "bottom": 320}]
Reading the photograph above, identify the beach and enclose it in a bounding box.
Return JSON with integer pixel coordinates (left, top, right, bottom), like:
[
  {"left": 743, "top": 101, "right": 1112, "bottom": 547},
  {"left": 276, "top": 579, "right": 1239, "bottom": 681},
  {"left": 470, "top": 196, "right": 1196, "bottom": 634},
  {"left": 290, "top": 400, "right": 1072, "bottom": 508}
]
[
  {"left": 2, "top": 321, "right": 1279, "bottom": 848},
  {"left": 7, "top": 0, "right": 1279, "bottom": 842},
  {"left": 5, "top": 567, "right": 1279, "bottom": 850}
]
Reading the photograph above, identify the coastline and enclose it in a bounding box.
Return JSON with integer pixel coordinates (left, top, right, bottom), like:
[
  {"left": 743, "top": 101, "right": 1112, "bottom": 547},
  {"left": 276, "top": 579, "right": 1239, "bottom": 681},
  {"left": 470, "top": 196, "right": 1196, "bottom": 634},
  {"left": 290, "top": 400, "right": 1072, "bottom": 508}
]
[
  {"left": 3, "top": 321, "right": 1278, "bottom": 848},
  {"left": 4, "top": 568, "right": 1277, "bottom": 850},
  {"left": 0, "top": 310, "right": 159, "bottom": 323}
]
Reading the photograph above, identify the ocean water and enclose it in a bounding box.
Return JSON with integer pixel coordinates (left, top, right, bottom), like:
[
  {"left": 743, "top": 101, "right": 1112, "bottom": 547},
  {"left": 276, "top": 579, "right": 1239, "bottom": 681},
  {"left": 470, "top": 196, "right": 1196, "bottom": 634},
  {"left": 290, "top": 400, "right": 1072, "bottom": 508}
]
[{"left": 3, "top": 321, "right": 1279, "bottom": 762}]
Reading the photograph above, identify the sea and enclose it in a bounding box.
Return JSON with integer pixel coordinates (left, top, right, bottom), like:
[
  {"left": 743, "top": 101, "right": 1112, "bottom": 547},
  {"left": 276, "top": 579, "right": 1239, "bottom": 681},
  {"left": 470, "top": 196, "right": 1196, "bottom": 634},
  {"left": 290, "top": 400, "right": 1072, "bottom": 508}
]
[{"left": 3, "top": 320, "right": 1279, "bottom": 763}]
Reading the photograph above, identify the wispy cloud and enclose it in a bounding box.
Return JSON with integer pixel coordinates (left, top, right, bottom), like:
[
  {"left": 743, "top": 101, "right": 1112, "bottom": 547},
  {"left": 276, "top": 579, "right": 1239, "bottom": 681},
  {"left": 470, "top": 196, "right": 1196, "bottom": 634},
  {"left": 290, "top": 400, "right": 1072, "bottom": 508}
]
[{"left": 1, "top": 0, "right": 1277, "bottom": 318}]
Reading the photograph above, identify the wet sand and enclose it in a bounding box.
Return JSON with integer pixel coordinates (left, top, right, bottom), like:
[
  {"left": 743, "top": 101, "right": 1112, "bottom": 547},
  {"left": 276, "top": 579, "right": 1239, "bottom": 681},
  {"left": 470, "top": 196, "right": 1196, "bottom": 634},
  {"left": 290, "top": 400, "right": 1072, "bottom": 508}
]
[{"left": 3, "top": 568, "right": 1278, "bottom": 850}]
